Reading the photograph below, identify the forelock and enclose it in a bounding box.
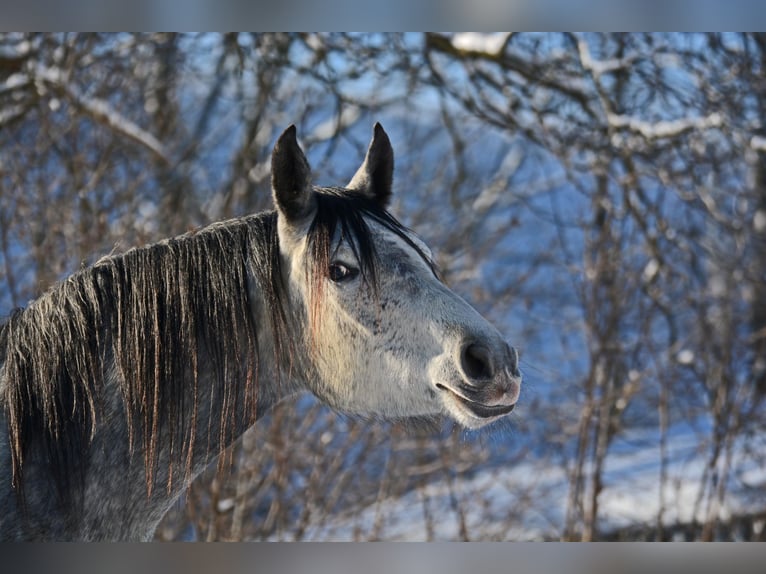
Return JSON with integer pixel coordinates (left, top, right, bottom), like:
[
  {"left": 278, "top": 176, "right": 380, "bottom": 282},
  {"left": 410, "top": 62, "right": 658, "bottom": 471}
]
[{"left": 306, "top": 189, "right": 440, "bottom": 286}]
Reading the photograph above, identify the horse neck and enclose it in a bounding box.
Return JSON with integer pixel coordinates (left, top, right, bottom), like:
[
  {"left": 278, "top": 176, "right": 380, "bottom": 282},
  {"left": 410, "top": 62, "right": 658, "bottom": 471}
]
[
  {"left": 0, "top": 215, "right": 308, "bottom": 540},
  {"left": 0, "top": 364, "right": 287, "bottom": 541}
]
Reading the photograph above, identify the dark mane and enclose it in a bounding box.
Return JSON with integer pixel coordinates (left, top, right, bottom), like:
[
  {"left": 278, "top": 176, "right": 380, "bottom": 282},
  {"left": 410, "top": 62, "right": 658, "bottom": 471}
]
[
  {"left": 0, "top": 211, "right": 287, "bottom": 507},
  {"left": 0, "top": 189, "right": 437, "bottom": 512}
]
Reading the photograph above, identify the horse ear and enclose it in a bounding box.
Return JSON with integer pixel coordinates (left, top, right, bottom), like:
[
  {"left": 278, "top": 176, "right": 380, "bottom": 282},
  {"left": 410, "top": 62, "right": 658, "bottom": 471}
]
[
  {"left": 271, "top": 125, "right": 316, "bottom": 223},
  {"left": 347, "top": 123, "right": 394, "bottom": 208}
]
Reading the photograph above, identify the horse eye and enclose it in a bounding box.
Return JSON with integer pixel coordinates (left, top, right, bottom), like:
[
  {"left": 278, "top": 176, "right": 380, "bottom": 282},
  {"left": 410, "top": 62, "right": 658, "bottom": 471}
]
[{"left": 328, "top": 262, "right": 359, "bottom": 283}]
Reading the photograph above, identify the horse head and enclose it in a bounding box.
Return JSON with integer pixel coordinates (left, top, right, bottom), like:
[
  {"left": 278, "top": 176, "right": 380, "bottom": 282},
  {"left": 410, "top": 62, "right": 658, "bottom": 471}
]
[{"left": 271, "top": 123, "right": 521, "bottom": 429}]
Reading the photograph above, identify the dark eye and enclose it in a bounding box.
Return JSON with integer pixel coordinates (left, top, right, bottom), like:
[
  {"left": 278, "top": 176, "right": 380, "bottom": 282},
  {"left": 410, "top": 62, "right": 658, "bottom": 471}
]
[{"left": 328, "top": 262, "right": 359, "bottom": 283}]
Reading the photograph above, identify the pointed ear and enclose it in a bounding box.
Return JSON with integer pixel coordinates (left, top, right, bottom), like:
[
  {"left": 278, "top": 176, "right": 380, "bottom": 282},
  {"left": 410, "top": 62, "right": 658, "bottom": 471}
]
[
  {"left": 347, "top": 122, "right": 394, "bottom": 208},
  {"left": 271, "top": 125, "right": 316, "bottom": 223}
]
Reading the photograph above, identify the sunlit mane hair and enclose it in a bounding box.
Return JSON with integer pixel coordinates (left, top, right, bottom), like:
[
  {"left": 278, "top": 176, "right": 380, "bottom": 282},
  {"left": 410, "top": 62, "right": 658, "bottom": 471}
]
[
  {"left": 0, "top": 213, "right": 288, "bottom": 508},
  {"left": 0, "top": 189, "right": 437, "bottom": 512}
]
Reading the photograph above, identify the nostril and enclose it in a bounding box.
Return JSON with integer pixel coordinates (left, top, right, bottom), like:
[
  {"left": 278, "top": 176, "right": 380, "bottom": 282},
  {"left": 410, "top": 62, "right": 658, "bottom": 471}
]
[{"left": 460, "top": 342, "right": 494, "bottom": 383}]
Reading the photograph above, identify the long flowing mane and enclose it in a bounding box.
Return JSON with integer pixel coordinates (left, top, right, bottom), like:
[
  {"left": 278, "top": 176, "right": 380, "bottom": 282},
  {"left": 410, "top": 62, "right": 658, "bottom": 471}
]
[
  {"left": 0, "top": 212, "right": 288, "bottom": 507},
  {"left": 0, "top": 191, "right": 436, "bottom": 512}
]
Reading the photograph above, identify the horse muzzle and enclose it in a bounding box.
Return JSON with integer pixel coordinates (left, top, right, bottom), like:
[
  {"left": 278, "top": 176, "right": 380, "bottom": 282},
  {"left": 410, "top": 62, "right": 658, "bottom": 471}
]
[{"left": 436, "top": 340, "right": 522, "bottom": 426}]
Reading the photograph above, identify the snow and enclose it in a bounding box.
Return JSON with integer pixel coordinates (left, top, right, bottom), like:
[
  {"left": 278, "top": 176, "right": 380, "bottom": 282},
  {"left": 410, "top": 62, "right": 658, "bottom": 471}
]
[
  {"left": 31, "top": 65, "right": 170, "bottom": 163},
  {"left": 607, "top": 112, "right": 723, "bottom": 140},
  {"left": 272, "top": 427, "right": 754, "bottom": 541},
  {"left": 451, "top": 33, "right": 510, "bottom": 56},
  {"left": 0, "top": 72, "right": 30, "bottom": 94},
  {"left": 750, "top": 135, "right": 766, "bottom": 152},
  {"left": 676, "top": 349, "right": 695, "bottom": 365},
  {"left": 642, "top": 258, "right": 660, "bottom": 283},
  {"left": 754, "top": 210, "right": 766, "bottom": 233},
  {"left": 0, "top": 104, "right": 26, "bottom": 127},
  {"left": 0, "top": 39, "right": 32, "bottom": 59},
  {"left": 573, "top": 36, "right": 725, "bottom": 142},
  {"left": 576, "top": 36, "right": 636, "bottom": 77},
  {"left": 290, "top": 457, "right": 565, "bottom": 541},
  {"left": 217, "top": 498, "right": 236, "bottom": 513}
]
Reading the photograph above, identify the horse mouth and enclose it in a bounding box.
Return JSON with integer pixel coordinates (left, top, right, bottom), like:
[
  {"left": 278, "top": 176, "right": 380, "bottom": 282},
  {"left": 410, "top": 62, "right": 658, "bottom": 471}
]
[{"left": 435, "top": 383, "right": 515, "bottom": 419}]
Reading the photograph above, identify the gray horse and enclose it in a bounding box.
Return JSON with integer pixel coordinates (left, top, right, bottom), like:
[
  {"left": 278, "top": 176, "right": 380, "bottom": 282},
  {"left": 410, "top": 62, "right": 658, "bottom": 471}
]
[{"left": 0, "top": 124, "right": 521, "bottom": 540}]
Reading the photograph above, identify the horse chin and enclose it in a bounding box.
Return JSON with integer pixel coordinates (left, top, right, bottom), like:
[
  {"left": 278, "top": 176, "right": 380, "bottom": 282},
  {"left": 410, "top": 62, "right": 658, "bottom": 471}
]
[{"left": 436, "top": 383, "right": 515, "bottom": 429}]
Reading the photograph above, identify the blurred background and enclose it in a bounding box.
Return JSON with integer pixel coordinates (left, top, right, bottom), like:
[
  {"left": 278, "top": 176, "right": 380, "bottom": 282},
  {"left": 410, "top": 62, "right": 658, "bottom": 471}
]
[{"left": 1, "top": 32, "right": 765, "bottom": 541}]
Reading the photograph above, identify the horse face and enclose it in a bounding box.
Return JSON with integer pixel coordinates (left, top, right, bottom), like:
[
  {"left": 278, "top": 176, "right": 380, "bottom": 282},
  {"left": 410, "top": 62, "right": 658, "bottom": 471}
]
[{"left": 271, "top": 124, "right": 521, "bottom": 429}]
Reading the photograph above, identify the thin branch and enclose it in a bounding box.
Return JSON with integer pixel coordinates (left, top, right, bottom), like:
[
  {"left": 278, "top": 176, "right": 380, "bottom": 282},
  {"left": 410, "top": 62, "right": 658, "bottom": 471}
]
[
  {"left": 32, "top": 65, "right": 171, "bottom": 165},
  {"left": 606, "top": 111, "right": 723, "bottom": 140}
]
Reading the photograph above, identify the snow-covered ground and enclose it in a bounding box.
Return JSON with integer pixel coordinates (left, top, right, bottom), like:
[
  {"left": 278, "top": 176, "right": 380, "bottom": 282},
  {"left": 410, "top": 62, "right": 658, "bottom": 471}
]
[{"left": 269, "top": 428, "right": 764, "bottom": 541}]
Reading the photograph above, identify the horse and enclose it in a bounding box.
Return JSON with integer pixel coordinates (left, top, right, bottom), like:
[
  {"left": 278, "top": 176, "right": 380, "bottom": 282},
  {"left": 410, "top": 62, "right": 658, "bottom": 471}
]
[{"left": 0, "top": 123, "right": 521, "bottom": 540}]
